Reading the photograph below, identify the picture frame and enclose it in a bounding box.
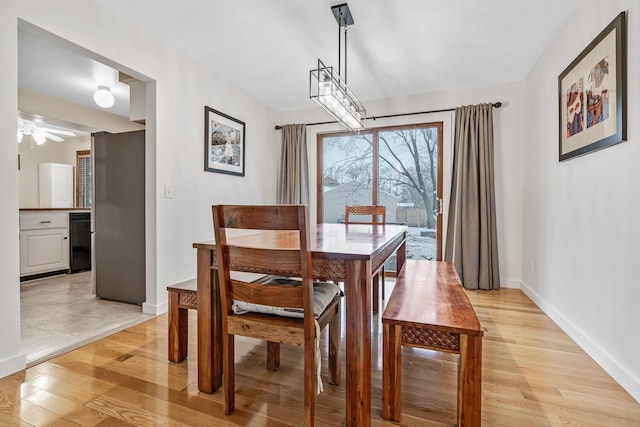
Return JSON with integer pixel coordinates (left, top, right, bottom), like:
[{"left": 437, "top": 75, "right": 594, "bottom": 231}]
[
  {"left": 558, "top": 12, "right": 626, "bottom": 162},
  {"left": 204, "top": 106, "right": 245, "bottom": 176}
]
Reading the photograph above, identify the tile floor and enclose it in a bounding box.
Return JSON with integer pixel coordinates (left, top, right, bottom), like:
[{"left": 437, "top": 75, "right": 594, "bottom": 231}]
[{"left": 20, "top": 271, "right": 154, "bottom": 366}]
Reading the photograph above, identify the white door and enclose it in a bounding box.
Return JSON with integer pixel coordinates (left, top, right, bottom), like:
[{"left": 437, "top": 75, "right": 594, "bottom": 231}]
[{"left": 39, "top": 163, "right": 73, "bottom": 208}]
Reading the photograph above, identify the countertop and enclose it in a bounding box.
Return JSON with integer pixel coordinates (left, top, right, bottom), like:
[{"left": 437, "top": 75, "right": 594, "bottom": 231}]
[{"left": 20, "top": 208, "right": 91, "bottom": 212}]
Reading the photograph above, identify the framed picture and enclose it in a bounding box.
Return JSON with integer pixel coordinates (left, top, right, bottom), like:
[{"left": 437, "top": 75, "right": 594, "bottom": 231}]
[
  {"left": 558, "top": 12, "right": 626, "bottom": 162},
  {"left": 204, "top": 106, "right": 245, "bottom": 176}
]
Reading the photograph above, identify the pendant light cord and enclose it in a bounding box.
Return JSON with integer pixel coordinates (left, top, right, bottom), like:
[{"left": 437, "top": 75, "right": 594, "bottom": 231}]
[
  {"left": 338, "top": 23, "right": 341, "bottom": 80},
  {"left": 344, "top": 25, "right": 348, "bottom": 84}
]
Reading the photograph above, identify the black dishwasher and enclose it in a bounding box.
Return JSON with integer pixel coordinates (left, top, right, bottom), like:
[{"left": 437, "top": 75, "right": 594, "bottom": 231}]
[{"left": 69, "top": 212, "right": 92, "bottom": 273}]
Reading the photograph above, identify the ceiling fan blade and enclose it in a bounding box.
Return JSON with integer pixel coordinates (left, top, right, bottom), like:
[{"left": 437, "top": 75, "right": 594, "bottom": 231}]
[
  {"left": 42, "top": 131, "right": 64, "bottom": 142},
  {"left": 37, "top": 127, "right": 76, "bottom": 136}
]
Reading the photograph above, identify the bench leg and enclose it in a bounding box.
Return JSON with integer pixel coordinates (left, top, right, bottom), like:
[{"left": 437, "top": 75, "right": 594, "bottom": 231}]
[
  {"left": 168, "top": 291, "right": 188, "bottom": 363},
  {"left": 458, "top": 334, "right": 482, "bottom": 427},
  {"left": 372, "top": 272, "right": 380, "bottom": 314},
  {"left": 382, "top": 323, "right": 402, "bottom": 421},
  {"left": 267, "top": 342, "right": 280, "bottom": 371}
]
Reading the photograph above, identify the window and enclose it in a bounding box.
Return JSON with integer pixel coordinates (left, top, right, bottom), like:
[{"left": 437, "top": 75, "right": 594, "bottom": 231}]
[
  {"left": 318, "top": 122, "right": 443, "bottom": 264},
  {"left": 76, "top": 150, "right": 91, "bottom": 208}
]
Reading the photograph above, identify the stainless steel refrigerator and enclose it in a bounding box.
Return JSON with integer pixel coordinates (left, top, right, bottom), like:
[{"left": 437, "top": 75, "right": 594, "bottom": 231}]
[{"left": 92, "top": 130, "right": 146, "bottom": 304}]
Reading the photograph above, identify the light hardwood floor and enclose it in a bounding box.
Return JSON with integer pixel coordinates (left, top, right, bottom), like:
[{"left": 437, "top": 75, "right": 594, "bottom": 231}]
[{"left": 2, "top": 286, "right": 639, "bottom": 426}]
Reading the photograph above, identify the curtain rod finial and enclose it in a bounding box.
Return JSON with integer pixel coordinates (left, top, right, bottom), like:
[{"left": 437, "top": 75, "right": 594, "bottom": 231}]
[{"left": 493, "top": 102, "right": 502, "bottom": 108}]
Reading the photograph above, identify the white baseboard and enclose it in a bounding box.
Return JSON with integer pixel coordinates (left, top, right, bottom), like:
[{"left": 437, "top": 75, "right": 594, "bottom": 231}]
[
  {"left": 142, "top": 301, "right": 167, "bottom": 315},
  {"left": 521, "top": 281, "right": 640, "bottom": 404},
  {"left": 0, "top": 353, "right": 26, "bottom": 379},
  {"left": 500, "top": 279, "right": 521, "bottom": 289}
]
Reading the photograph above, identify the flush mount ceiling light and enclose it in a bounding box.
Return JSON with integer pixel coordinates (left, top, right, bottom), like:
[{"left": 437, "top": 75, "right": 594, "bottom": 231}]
[
  {"left": 310, "top": 3, "right": 366, "bottom": 131},
  {"left": 93, "top": 85, "right": 115, "bottom": 108}
]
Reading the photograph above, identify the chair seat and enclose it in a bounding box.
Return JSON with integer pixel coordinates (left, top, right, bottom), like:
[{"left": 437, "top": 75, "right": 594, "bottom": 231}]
[{"left": 231, "top": 278, "right": 342, "bottom": 319}]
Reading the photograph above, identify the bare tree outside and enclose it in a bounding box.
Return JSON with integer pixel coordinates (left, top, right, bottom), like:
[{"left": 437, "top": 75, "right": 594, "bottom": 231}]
[
  {"left": 322, "top": 134, "right": 373, "bottom": 187},
  {"left": 320, "top": 125, "right": 441, "bottom": 262},
  {"left": 378, "top": 128, "right": 438, "bottom": 229}
]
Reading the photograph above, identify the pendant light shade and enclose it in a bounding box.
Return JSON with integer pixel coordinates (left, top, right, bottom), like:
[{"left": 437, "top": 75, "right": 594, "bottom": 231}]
[
  {"left": 310, "top": 59, "right": 365, "bottom": 130},
  {"left": 93, "top": 85, "right": 115, "bottom": 108}
]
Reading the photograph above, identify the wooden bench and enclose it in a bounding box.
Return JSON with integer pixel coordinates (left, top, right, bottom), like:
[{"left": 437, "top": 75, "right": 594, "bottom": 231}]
[
  {"left": 381, "top": 260, "right": 483, "bottom": 426},
  {"left": 167, "top": 273, "right": 272, "bottom": 363},
  {"left": 167, "top": 279, "right": 198, "bottom": 363}
]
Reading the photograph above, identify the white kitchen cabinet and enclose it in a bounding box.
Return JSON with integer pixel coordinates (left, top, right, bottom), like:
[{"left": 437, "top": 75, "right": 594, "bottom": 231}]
[
  {"left": 19, "top": 211, "right": 69, "bottom": 277},
  {"left": 39, "top": 163, "right": 73, "bottom": 208}
]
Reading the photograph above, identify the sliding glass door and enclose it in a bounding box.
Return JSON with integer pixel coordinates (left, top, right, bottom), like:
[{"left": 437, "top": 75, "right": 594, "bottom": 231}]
[{"left": 318, "top": 122, "right": 443, "bottom": 265}]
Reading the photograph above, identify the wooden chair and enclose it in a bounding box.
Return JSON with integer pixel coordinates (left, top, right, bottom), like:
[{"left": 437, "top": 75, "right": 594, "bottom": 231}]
[
  {"left": 212, "top": 205, "right": 341, "bottom": 427},
  {"left": 345, "top": 205, "right": 386, "bottom": 313}
]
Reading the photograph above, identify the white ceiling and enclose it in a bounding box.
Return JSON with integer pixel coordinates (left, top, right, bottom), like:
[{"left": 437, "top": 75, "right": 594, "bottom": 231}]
[
  {"left": 19, "top": 29, "right": 131, "bottom": 119},
  {"left": 19, "top": 0, "right": 580, "bottom": 119}
]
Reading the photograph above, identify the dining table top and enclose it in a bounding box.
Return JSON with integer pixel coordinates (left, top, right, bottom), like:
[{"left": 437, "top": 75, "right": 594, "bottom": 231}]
[{"left": 193, "top": 222, "right": 407, "bottom": 259}]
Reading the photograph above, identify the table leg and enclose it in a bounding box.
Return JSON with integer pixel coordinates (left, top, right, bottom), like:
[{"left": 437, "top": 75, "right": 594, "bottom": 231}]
[
  {"left": 197, "top": 248, "right": 222, "bottom": 393},
  {"left": 345, "top": 259, "right": 371, "bottom": 427},
  {"left": 396, "top": 236, "right": 407, "bottom": 274}
]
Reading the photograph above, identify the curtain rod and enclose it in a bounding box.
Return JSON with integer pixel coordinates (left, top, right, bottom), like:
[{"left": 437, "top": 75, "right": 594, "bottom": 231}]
[{"left": 274, "top": 102, "right": 502, "bottom": 130}]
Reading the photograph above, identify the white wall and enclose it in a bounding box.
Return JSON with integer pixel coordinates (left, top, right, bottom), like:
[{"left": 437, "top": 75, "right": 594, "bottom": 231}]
[
  {"left": 0, "top": 0, "right": 25, "bottom": 377},
  {"left": 277, "top": 81, "right": 525, "bottom": 284},
  {"left": 18, "top": 135, "right": 91, "bottom": 208},
  {"left": 0, "top": 0, "right": 278, "bottom": 377},
  {"left": 522, "top": 0, "right": 640, "bottom": 402}
]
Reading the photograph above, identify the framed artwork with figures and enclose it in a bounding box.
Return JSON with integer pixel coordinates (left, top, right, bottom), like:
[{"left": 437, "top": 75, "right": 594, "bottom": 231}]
[
  {"left": 558, "top": 12, "right": 626, "bottom": 162},
  {"left": 204, "top": 106, "right": 245, "bottom": 176}
]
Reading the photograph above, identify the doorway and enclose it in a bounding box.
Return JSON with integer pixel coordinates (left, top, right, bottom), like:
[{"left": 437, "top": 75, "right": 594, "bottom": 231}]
[{"left": 17, "top": 23, "right": 155, "bottom": 365}]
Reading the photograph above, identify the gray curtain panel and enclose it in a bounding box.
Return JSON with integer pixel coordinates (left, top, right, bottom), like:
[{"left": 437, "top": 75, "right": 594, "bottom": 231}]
[
  {"left": 444, "top": 104, "right": 500, "bottom": 290},
  {"left": 277, "top": 124, "right": 309, "bottom": 204}
]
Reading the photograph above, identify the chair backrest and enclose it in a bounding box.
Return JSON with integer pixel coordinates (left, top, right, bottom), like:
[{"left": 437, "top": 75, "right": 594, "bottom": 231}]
[
  {"left": 345, "top": 205, "right": 386, "bottom": 225},
  {"left": 212, "top": 205, "right": 314, "bottom": 318}
]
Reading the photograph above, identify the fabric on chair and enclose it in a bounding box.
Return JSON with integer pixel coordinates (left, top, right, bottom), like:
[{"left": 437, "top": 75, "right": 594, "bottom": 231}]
[
  {"left": 277, "top": 124, "right": 309, "bottom": 204},
  {"left": 231, "top": 279, "right": 342, "bottom": 318},
  {"left": 444, "top": 103, "right": 501, "bottom": 290}
]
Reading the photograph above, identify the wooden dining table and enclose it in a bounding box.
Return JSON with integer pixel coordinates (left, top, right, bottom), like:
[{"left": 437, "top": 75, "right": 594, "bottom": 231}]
[{"left": 192, "top": 223, "right": 407, "bottom": 426}]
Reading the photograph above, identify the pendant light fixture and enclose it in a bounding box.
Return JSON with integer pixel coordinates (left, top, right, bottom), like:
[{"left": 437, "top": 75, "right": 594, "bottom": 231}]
[
  {"left": 93, "top": 85, "right": 115, "bottom": 108},
  {"left": 310, "top": 3, "right": 366, "bottom": 131}
]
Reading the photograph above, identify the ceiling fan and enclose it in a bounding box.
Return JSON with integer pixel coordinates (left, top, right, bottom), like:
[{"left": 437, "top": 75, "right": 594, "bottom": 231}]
[{"left": 17, "top": 120, "right": 76, "bottom": 144}]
